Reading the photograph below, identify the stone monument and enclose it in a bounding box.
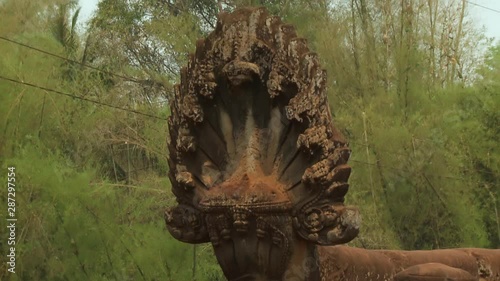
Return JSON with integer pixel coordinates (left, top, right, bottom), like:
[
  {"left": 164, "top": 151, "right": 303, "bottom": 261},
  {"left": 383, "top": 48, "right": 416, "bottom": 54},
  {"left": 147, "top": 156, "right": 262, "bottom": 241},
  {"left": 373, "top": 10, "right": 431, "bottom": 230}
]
[{"left": 165, "top": 7, "right": 500, "bottom": 281}]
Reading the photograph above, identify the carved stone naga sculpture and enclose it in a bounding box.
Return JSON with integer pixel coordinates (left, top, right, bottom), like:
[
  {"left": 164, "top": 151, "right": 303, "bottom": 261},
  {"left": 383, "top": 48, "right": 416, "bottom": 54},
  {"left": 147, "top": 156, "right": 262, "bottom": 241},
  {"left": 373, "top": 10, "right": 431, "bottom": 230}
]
[{"left": 165, "top": 7, "right": 500, "bottom": 281}]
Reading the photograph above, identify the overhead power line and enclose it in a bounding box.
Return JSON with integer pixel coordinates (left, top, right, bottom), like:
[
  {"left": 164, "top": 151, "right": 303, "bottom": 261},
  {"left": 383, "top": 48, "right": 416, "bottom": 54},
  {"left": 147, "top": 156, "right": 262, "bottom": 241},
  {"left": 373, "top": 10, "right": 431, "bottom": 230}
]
[
  {"left": 1, "top": 37, "right": 496, "bottom": 180},
  {"left": 466, "top": 1, "right": 500, "bottom": 14},
  {"left": 1, "top": 73, "right": 497, "bottom": 181},
  {"left": 349, "top": 159, "right": 497, "bottom": 184},
  {"left": 349, "top": 141, "right": 496, "bottom": 176},
  {"left": 0, "top": 36, "right": 142, "bottom": 83},
  {"left": 0, "top": 75, "right": 168, "bottom": 121}
]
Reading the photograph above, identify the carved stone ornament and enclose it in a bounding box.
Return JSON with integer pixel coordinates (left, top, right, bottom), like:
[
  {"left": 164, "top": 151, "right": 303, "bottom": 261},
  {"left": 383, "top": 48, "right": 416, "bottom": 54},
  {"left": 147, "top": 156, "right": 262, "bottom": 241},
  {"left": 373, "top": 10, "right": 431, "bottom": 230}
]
[{"left": 165, "top": 7, "right": 500, "bottom": 281}]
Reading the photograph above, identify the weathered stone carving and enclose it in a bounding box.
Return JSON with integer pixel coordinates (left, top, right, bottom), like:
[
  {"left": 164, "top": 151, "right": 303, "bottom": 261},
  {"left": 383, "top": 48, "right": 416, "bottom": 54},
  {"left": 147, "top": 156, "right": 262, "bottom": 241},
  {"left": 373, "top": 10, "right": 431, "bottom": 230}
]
[
  {"left": 318, "top": 246, "right": 500, "bottom": 281},
  {"left": 165, "top": 7, "right": 500, "bottom": 281}
]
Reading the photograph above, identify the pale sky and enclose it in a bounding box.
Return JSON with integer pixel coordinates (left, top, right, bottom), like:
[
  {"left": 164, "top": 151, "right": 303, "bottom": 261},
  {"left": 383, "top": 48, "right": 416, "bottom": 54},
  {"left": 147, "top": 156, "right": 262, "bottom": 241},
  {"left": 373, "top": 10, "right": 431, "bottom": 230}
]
[
  {"left": 78, "top": 0, "right": 500, "bottom": 42},
  {"left": 467, "top": 0, "right": 500, "bottom": 43},
  {"left": 78, "top": 0, "right": 99, "bottom": 26}
]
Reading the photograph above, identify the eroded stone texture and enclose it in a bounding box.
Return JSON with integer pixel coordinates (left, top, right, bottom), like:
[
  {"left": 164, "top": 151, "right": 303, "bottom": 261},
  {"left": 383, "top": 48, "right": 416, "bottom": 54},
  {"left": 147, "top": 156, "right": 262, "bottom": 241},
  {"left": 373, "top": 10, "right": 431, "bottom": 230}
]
[
  {"left": 166, "top": 6, "right": 358, "bottom": 281},
  {"left": 165, "top": 6, "right": 500, "bottom": 281},
  {"left": 319, "top": 246, "right": 500, "bottom": 281},
  {"left": 394, "top": 263, "right": 477, "bottom": 281}
]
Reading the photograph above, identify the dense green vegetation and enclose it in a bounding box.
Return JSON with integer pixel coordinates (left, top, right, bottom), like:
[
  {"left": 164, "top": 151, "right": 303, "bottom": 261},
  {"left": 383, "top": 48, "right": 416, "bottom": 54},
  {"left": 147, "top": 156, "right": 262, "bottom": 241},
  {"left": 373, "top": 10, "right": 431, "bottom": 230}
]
[{"left": 0, "top": 0, "right": 498, "bottom": 280}]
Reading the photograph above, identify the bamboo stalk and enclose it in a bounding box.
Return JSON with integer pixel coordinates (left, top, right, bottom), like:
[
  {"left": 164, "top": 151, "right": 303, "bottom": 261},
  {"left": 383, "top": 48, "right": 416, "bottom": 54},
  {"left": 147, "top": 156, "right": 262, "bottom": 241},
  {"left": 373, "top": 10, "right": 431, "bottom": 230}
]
[{"left": 363, "top": 112, "right": 377, "bottom": 213}]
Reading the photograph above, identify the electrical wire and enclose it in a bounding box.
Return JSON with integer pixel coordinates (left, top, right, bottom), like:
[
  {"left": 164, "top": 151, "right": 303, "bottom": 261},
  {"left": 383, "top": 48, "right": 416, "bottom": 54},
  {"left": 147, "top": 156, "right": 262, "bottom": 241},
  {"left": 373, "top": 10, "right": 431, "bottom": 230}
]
[
  {"left": 0, "top": 37, "right": 497, "bottom": 180},
  {"left": 349, "top": 141, "right": 496, "bottom": 176},
  {"left": 466, "top": 1, "right": 500, "bottom": 14},
  {"left": 0, "top": 36, "right": 143, "bottom": 83},
  {"left": 349, "top": 159, "right": 496, "bottom": 184},
  {"left": 0, "top": 75, "right": 168, "bottom": 121},
  {"left": 2, "top": 73, "right": 497, "bottom": 179}
]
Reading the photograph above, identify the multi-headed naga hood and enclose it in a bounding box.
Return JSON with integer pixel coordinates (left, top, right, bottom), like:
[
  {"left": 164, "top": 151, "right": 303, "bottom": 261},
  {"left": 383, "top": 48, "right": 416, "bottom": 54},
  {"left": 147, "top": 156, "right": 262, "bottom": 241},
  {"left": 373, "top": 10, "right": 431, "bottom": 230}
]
[{"left": 165, "top": 7, "right": 359, "bottom": 280}]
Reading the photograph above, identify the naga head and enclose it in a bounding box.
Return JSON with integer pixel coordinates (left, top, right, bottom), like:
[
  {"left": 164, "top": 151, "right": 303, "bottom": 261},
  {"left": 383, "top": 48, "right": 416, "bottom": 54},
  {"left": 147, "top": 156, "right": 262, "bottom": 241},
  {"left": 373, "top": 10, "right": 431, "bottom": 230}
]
[{"left": 166, "top": 7, "right": 359, "bottom": 280}]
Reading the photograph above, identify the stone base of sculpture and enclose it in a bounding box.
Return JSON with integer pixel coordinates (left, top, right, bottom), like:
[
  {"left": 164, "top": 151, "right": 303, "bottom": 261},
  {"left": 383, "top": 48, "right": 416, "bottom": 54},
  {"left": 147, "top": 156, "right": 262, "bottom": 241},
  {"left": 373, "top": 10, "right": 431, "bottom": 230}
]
[{"left": 319, "top": 246, "right": 500, "bottom": 281}]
